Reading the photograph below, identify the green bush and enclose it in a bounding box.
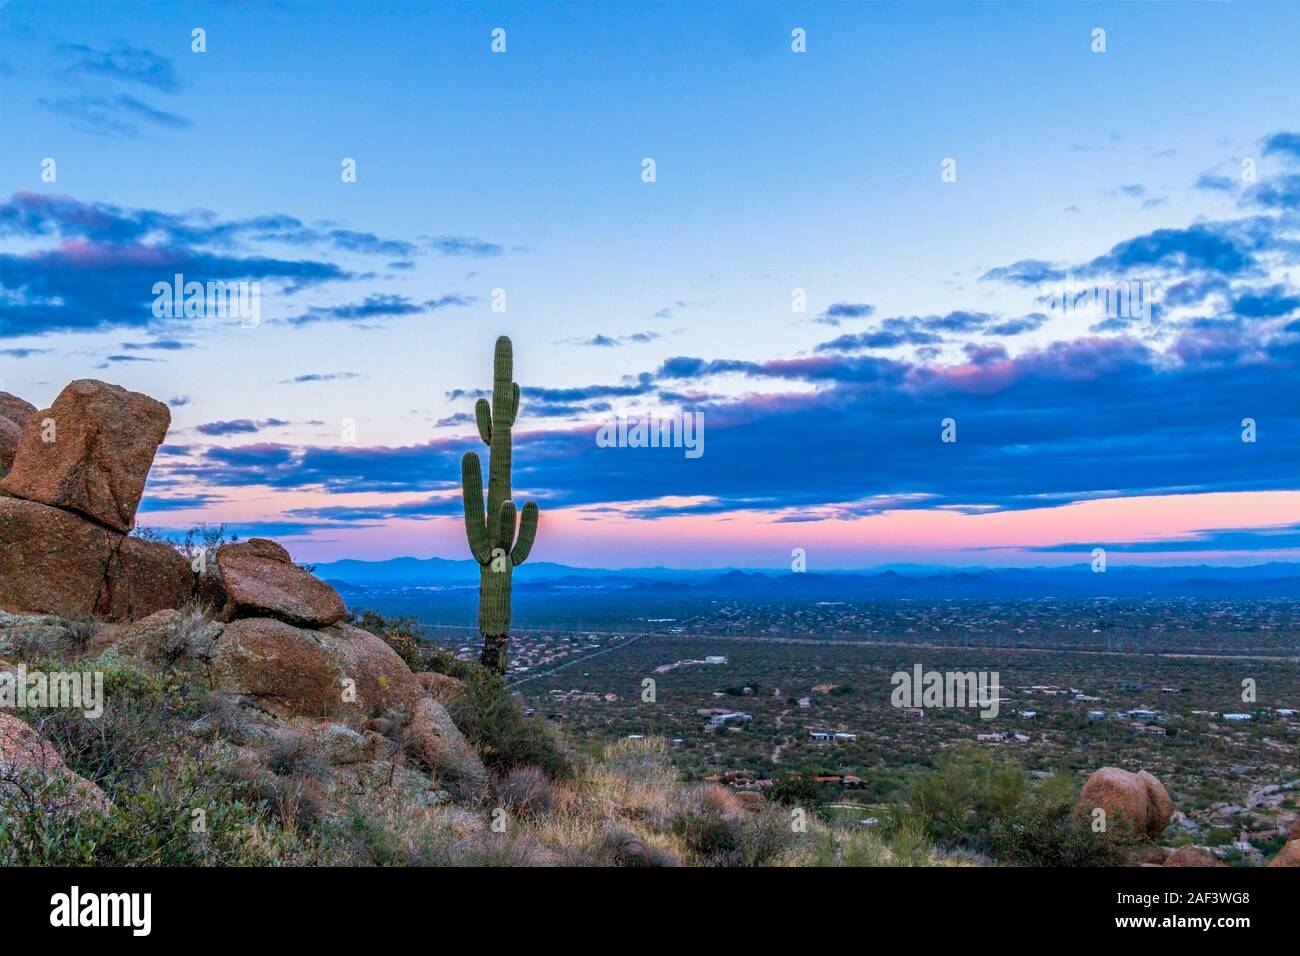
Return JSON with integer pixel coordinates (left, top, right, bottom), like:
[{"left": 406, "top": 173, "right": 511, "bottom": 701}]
[
  {"left": 908, "top": 746, "right": 1123, "bottom": 866},
  {"left": 350, "top": 609, "right": 425, "bottom": 671},
  {"left": 444, "top": 664, "right": 572, "bottom": 779}
]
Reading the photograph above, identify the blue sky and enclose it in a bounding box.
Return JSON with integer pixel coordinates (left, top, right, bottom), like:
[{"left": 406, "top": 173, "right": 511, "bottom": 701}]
[{"left": 2, "top": 0, "right": 1299, "bottom": 568}]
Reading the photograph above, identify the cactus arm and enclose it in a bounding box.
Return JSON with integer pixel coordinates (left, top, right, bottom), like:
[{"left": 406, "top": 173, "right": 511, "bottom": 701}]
[
  {"left": 475, "top": 399, "right": 492, "bottom": 445},
  {"left": 461, "top": 452, "right": 491, "bottom": 564},
  {"left": 511, "top": 501, "right": 538, "bottom": 566},
  {"left": 509, "top": 382, "right": 520, "bottom": 426},
  {"left": 491, "top": 500, "right": 517, "bottom": 552}
]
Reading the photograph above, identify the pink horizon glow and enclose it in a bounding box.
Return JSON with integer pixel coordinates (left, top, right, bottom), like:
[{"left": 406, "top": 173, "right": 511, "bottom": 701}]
[{"left": 138, "top": 488, "right": 1300, "bottom": 568}]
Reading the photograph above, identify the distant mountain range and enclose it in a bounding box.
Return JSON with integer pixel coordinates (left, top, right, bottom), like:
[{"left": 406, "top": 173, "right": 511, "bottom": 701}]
[{"left": 314, "top": 556, "right": 1300, "bottom": 599}]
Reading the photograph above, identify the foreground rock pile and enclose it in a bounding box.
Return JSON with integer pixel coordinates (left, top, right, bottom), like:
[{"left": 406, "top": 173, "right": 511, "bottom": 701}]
[
  {"left": 0, "top": 381, "right": 190, "bottom": 621},
  {"left": 0, "top": 378, "right": 488, "bottom": 803}
]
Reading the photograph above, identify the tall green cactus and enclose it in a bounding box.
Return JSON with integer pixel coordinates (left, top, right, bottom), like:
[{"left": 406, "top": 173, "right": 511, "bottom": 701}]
[{"left": 461, "top": 336, "right": 539, "bottom": 673}]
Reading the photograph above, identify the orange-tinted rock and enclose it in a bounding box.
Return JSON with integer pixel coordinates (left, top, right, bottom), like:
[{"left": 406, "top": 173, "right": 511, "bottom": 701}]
[
  {"left": 403, "top": 696, "right": 488, "bottom": 797},
  {"left": 1164, "top": 845, "right": 1226, "bottom": 867},
  {"left": 0, "top": 712, "right": 108, "bottom": 815},
  {"left": 0, "top": 380, "right": 169, "bottom": 532},
  {"left": 0, "top": 496, "right": 191, "bottom": 621},
  {"left": 1076, "top": 767, "right": 1174, "bottom": 841},
  {"left": 88, "top": 608, "right": 222, "bottom": 665},
  {"left": 210, "top": 617, "right": 421, "bottom": 719},
  {"left": 0, "top": 392, "right": 36, "bottom": 475},
  {"left": 1267, "top": 840, "right": 1300, "bottom": 867},
  {"left": 215, "top": 538, "right": 346, "bottom": 627},
  {"left": 1138, "top": 770, "right": 1174, "bottom": 837}
]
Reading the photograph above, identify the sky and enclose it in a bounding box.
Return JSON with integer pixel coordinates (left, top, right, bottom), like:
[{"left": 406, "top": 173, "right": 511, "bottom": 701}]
[{"left": 1, "top": 0, "right": 1299, "bottom": 569}]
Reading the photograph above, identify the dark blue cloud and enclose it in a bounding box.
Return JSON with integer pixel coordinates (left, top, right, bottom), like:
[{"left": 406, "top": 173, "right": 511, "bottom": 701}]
[
  {"left": 1262, "top": 131, "right": 1300, "bottom": 163},
  {"left": 427, "top": 235, "right": 504, "bottom": 257},
  {"left": 37, "top": 94, "right": 191, "bottom": 137},
  {"left": 57, "top": 42, "right": 180, "bottom": 92},
  {"left": 195, "top": 418, "right": 290, "bottom": 437},
  {"left": 286, "top": 293, "right": 472, "bottom": 327},
  {"left": 280, "top": 372, "right": 362, "bottom": 384},
  {"left": 1231, "top": 284, "right": 1300, "bottom": 319},
  {"left": 157, "top": 333, "right": 1300, "bottom": 521}
]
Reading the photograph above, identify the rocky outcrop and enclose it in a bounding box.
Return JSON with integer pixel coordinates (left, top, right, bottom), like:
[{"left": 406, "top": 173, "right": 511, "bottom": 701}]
[
  {"left": 88, "top": 608, "right": 223, "bottom": 666},
  {"left": 0, "top": 712, "right": 109, "bottom": 815},
  {"left": 0, "top": 381, "right": 196, "bottom": 623},
  {"left": 403, "top": 696, "right": 488, "bottom": 797},
  {"left": 1267, "top": 840, "right": 1300, "bottom": 867},
  {"left": 0, "top": 380, "right": 169, "bottom": 532},
  {"left": 0, "top": 391, "right": 36, "bottom": 475},
  {"left": 0, "top": 496, "right": 192, "bottom": 621},
  {"left": 215, "top": 539, "right": 346, "bottom": 627},
  {"left": 1164, "top": 845, "right": 1226, "bottom": 867},
  {"left": 210, "top": 617, "right": 421, "bottom": 719},
  {"left": 1075, "top": 767, "right": 1174, "bottom": 841}
]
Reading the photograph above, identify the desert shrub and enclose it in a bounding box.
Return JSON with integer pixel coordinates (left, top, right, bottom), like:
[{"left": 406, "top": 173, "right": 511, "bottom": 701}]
[
  {"left": 909, "top": 746, "right": 1123, "bottom": 866},
  {"left": 61, "top": 617, "right": 97, "bottom": 652},
  {"left": 769, "top": 769, "right": 824, "bottom": 806},
  {"left": 984, "top": 774, "right": 1125, "bottom": 867},
  {"left": 265, "top": 730, "right": 327, "bottom": 780},
  {"left": 671, "top": 785, "right": 795, "bottom": 866},
  {"left": 31, "top": 660, "right": 215, "bottom": 790},
  {"left": 350, "top": 609, "right": 425, "bottom": 671},
  {"left": 0, "top": 758, "right": 294, "bottom": 866},
  {"left": 445, "top": 664, "right": 573, "bottom": 779},
  {"left": 596, "top": 822, "right": 680, "bottom": 867},
  {"left": 495, "top": 766, "right": 555, "bottom": 817},
  {"left": 909, "top": 743, "right": 1026, "bottom": 843}
]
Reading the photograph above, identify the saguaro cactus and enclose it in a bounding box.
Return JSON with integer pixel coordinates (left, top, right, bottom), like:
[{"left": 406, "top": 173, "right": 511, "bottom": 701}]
[{"left": 461, "top": 336, "right": 539, "bottom": 673}]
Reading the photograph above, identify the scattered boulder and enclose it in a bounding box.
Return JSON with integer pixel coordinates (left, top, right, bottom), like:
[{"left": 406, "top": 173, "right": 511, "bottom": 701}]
[
  {"left": 210, "top": 617, "right": 421, "bottom": 719},
  {"left": 318, "top": 723, "right": 369, "bottom": 765},
  {"left": 0, "top": 712, "right": 109, "bottom": 815},
  {"left": 415, "top": 671, "right": 464, "bottom": 703},
  {"left": 0, "top": 610, "right": 76, "bottom": 656},
  {"left": 0, "top": 380, "right": 169, "bottom": 532},
  {"left": 1267, "top": 840, "right": 1300, "bottom": 867},
  {"left": 88, "top": 608, "right": 223, "bottom": 665},
  {"left": 1076, "top": 767, "right": 1174, "bottom": 841},
  {"left": 403, "top": 696, "right": 488, "bottom": 798},
  {"left": 1164, "top": 845, "right": 1226, "bottom": 867},
  {"left": 0, "top": 496, "right": 192, "bottom": 621},
  {"left": 215, "top": 539, "right": 346, "bottom": 627},
  {"left": 0, "top": 391, "right": 36, "bottom": 475}
]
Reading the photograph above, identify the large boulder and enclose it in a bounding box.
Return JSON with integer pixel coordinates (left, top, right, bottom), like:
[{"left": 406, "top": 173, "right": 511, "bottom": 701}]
[
  {"left": 0, "top": 712, "right": 108, "bottom": 815},
  {"left": 1075, "top": 767, "right": 1174, "bottom": 841},
  {"left": 215, "top": 539, "right": 346, "bottom": 627},
  {"left": 88, "top": 608, "right": 223, "bottom": 665},
  {"left": 0, "top": 496, "right": 192, "bottom": 621},
  {"left": 210, "top": 617, "right": 421, "bottom": 719},
  {"left": 0, "top": 379, "right": 169, "bottom": 532},
  {"left": 1164, "top": 845, "right": 1226, "bottom": 867},
  {"left": 0, "top": 391, "right": 36, "bottom": 475},
  {"left": 403, "top": 696, "right": 488, "bottom": 798},
  {"left": 1267, "top": 840, "right": 1300, "bottom": 867}
]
